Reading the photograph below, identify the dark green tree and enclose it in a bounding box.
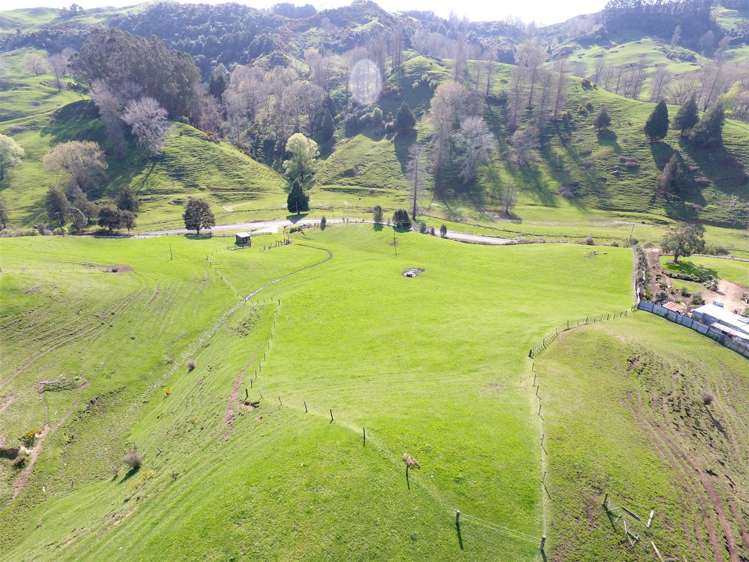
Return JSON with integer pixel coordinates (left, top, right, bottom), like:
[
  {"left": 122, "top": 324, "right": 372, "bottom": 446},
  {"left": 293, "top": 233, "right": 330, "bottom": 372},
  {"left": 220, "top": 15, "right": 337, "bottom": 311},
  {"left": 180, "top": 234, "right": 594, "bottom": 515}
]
[
  {"left": 45, "top": 188, "right": 70, "bottom": 228},
  {"left": 593, "top": 107, "right": 611, "bottom": 130},
  {"left": 183, "top": 198, "right": 215, "bottom": 235},
  {"left": 662, "top": 222, "right": 705, "bottom": 263},
  {"left": 674, "top": 95, "right": 699, "bottom": 136},
  {"left": 120, "top": 209, "right": 136, "bottom": 232},
  {"left": 439, "top": 224, "right": 447, "bottom": 238},
  {"left": 658, "top": 150, "right": 687, "bottom": 198},
  {"left": 0, "top": 196, "right": 8, "bottom": 230},
  {"left": 394, "top": 102, "right": 416, "bottom": 134},
  {"left": 372, "top": 205, "right": 384, "bottom": 223},
  {"left": 320, "top": 216, "right": 327, "bottom": 230},
  {"left": 392, "top": 208, "right": 412, "bottom": 230},
  {"left": 97, "top": 205, "right": 122, "bottom": 232},
  {"left": 286, "top": 178, "right": 309, "bottom": 215},
  {"left": 644, "top": 100, "right": 669, "bottom": 142},
  {"left": 311, "top": 107, "right": 335, "bottom": 144},
  {"left": 689, "top": 103, "right": 725, "bottom": 147},
  {"left": 117, "top": 187, "right": 139, "bottom": 213}
]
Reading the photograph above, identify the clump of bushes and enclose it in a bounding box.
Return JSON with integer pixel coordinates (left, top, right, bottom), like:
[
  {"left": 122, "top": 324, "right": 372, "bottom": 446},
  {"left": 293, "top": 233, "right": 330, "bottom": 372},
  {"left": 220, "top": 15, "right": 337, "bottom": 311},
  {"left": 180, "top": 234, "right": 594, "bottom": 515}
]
[
  {"left": 392, "top": 209, "right": 412, "bottom": 230},
  {"left": 123, "top": 447, "right": 144, "bottom": 471},
  {"left": 20, "top": 429, "right": 39, "bottom": 448},
  {"left": 691, "top": 293, "right": 705, "bottom": 305}
]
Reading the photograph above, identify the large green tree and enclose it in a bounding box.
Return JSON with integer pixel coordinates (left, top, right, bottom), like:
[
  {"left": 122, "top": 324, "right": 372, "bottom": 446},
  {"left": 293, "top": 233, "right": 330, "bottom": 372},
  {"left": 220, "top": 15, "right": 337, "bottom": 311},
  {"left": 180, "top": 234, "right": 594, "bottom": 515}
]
[
  {"left": 0, "top": 134, "right": 25, "bottom": 182},
  {"left": 283, "top": 133, "right": 318, "bottom": 186},
  {"left": 183, "top": 198, "right": 215, "bottom": 235},
  {"left": 45, "top": 188, "right": 70, "bottom": 228},
  {"left": 72, "top": 28, "right": 200, "bottom": 118},
  {"left": 661, "top": 222, "right": 705, "bottom": 263},
  {"left": 674, "top": 95, "right": 699, "bottom": 136},
  {"left": 689, "top": 103, "right": 725, "bottom": 147},
  {"left": 644, "top": 100, "right": 669, "bottom": 142}
]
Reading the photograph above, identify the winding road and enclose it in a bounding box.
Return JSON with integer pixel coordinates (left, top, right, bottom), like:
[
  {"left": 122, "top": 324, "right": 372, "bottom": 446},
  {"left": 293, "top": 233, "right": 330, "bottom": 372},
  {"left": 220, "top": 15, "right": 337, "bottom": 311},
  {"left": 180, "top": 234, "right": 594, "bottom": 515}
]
[{"left": 137, "top": 218, "right": 519, "bottom": 246}]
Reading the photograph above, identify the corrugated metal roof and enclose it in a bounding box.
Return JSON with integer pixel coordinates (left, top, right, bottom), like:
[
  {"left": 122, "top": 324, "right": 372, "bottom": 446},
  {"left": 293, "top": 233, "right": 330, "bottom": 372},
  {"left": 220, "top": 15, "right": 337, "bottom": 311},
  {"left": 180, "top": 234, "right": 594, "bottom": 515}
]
[{"left": 693, "top": 303, "right": 749, "bottom": 333}]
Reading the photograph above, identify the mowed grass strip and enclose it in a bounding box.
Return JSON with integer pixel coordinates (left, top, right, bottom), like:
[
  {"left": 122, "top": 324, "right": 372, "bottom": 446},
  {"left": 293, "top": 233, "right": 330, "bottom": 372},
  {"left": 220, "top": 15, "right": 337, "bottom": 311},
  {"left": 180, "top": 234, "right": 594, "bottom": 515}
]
[{"left": 1, "top": 227, "right": 632, "bottom": 560}]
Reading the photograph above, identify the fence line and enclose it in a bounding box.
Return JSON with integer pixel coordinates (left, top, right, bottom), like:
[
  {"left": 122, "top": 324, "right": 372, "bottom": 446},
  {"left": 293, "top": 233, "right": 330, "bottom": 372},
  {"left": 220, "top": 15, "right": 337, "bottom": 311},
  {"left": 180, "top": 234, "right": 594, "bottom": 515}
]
[
  {"left": 637, "top": 301, "right": 749, "bottom": 360},
  {"left": 528, "top": 307, "right": 637, "bottom": 359}
]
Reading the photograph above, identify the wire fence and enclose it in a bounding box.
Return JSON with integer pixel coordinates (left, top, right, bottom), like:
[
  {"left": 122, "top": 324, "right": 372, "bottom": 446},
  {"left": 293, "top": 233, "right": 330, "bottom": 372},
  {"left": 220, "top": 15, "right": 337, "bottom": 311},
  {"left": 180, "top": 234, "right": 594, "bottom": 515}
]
[{"left": 528, "top": 307, "right": 638, "bottom": 359}]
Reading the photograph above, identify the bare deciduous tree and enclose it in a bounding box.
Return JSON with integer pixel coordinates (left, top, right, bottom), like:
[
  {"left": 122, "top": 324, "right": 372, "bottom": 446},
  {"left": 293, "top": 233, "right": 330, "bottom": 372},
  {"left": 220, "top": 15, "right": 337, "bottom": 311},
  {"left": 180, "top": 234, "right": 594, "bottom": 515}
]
[
  {"left": 121, "top": 97, "right": 169, "bottom": 156},
  {"left": 90, "top": 80, "right": 127, "bottom": 157},
  {"left": 24, "top": 53, "right": 49, "bottom": 76},
  {"left": 456, "top": 116, "right": 494, "bottom": 184},
  {"left": 650, "top": 66, "right": 673, "bottom": 102},
  {"left": 43, "top": 140, "right": 107, "bottom": 193}
]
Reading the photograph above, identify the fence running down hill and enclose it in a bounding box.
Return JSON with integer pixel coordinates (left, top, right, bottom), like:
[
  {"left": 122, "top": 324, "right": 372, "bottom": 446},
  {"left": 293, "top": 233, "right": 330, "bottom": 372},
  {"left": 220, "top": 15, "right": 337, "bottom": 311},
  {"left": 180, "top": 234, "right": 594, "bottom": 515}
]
[
  {"left": 637, "top": 301, "right": 749, "bottom": 359},
  {"left": 528, "top": 308, "right": 637, "bottom": 359}
]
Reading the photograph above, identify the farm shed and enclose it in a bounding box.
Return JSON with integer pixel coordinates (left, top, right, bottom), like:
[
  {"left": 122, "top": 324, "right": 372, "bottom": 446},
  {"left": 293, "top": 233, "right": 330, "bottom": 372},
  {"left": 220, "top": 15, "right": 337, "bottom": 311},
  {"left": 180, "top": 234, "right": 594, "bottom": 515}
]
[
  {"left": 235, "top": 232, "right": 251, "bottom": 247},
  {"left": 692, "top": 303, "right": 749, "bottom": 340}
]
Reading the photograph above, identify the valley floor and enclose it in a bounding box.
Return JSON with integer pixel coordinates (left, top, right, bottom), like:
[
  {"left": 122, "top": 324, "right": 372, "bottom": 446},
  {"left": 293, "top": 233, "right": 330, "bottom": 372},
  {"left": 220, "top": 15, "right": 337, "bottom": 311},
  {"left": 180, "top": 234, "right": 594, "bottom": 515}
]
[{"left": 0, "top": 225, "right": 746, "bottom": 561}]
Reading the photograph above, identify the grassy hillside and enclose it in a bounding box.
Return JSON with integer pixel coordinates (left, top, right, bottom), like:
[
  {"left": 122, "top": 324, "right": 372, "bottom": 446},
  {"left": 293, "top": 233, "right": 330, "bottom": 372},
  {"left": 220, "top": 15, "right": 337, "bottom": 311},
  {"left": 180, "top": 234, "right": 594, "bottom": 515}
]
[
  {"left": 0, "top": 68, "right": 287, "bottom": 229},
  {"left": 0, "top": 226, "right": 634, "bottom": 560},
  {"left": 537, "top": 314, "right": 749, "bottom": 561}
]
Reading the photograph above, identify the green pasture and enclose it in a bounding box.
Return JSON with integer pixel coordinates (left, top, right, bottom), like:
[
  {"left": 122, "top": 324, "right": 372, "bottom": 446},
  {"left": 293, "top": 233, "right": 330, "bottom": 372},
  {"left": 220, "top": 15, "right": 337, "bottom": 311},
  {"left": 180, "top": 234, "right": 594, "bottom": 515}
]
[
  {"left": 0, "top": 226, "right": 633, "bottom": 560},
  {"left": 537, "top": 313, "right": 749, "bottom": 561}
]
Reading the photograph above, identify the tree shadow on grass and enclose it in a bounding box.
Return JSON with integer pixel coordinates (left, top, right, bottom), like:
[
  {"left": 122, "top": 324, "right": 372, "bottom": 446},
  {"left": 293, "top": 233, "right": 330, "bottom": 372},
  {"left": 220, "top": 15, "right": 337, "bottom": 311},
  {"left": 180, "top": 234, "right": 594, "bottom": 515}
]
[
  {"left": 680, "top": 139, "right": 749, "bottom": 196},
  {"left": 540, "top": 142, "right": 587, "bottom": 211},
  {"left": 39, "top": 100, "right": 102, "bottom": 144},
  {"left": 596, "top": 129, "right": 621, "bottom": 154},
  {"left": 119, "top": 466, "right": 140, "bottom": 483},
  {"left": 649, "top": 141, "right": 674, "bottom": 171},
  {"left": 517, "top": 163, "right": 557, "bottom": 207},
  {"left": 394, "top": 130, "right": 417, "bottom": 174}
]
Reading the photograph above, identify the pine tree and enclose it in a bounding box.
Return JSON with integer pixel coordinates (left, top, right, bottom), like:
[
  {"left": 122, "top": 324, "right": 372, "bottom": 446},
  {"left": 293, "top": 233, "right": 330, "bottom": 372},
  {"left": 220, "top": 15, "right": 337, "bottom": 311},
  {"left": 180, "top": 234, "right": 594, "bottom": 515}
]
[
  {"left": 674, "top": 95, "right": 699, "bottom": 136},
  {"left": 689, "top": 103, "right": 725, "bottom": 147},
  {"left": 287, "top": 178, "right": 309, "bottom": 215},
  {"left": 644, "top": 100, "right": 669, "bottom": 142},
  {"left": 658, "top": 150, "right": 687, "bottom": 198},
  {"left": 394, "top": 102, "right": 416, "bottom": 134},
  {"left": 392, "top": 208, "right": 411, "bottom": 230},
  {"left": 593, "top": 107, "right": 611, "bottom": 130}
]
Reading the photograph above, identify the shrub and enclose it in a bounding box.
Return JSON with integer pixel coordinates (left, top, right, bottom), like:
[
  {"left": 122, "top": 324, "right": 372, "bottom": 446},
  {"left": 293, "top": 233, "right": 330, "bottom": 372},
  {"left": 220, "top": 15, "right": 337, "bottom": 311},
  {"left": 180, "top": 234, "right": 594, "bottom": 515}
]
[
  {"left": 583, "top": 236, "right": 594, "bottom": 245},
  {"left": 320, "top": 216, "right": 327, "bottom": 231},
  {"left": 702, "top": 392, "right": 714, "bottom": 406},
  {"left": 439, "top": 224, "right": 447, "bottom": 238},
  {"left": 419, "top": 222, "right": 427, "bottom": 234},
  {"left": 680, "top": 286, "right": 691, "bottom": 297},
  {"left": 123, "top": 447, "right": 144, "bottom": 470},
  {"left": 187, "top": 359, "right": 196, "bottom": 372},
  {"left": 20, "top": 429, "right": 39, "bottom": 448},
  {"left": 392, "top": 209, "right": 412, "bottom": 230},
  {"left": 372, "top": 205, "right": 384, "bottom": 224},
  {"left": 691, "top": 293, "right": 705, "bottom": 305}
]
